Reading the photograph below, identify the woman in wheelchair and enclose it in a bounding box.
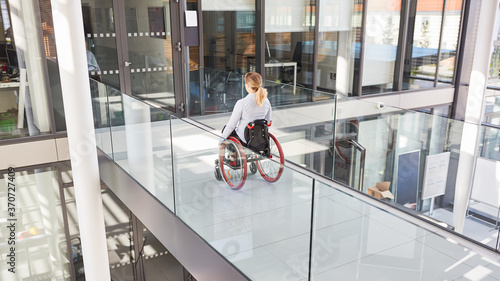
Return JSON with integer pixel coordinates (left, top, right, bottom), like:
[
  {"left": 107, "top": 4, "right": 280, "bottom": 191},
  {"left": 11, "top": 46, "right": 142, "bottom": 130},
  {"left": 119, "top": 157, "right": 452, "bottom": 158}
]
[
  {"left": 220, "top": 72, "right": 272, "bottom": 146},
  {"left": 215, "top": 72, "right": 284, "bottom": 190}
]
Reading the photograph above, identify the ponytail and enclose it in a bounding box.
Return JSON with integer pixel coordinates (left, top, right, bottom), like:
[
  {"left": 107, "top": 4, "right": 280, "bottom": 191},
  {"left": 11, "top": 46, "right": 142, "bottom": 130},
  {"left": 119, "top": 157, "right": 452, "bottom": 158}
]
[
  {"left": 255, "top": 86, "right": 268, "bottom": 107},
  {"left": 245, "top": 71, "right": 267, "bottom": 107}
]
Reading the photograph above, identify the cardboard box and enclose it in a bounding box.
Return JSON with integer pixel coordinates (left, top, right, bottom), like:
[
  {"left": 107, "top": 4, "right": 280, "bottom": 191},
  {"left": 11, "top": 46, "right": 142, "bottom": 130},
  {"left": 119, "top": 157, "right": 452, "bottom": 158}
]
[
  {"left": 367, "top": 186, "right": 394, "bottom": 200},
  {"left": 376, "top": 181, "right": 390, "bottom": 191}
]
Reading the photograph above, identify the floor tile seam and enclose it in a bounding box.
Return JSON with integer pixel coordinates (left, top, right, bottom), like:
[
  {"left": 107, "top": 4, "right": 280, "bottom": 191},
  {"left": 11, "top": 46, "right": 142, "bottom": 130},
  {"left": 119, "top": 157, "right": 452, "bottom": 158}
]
[
  {"left": 258, "top": 230, "right": 314, "bottom": 249},
  {"left": 217, "top": 202, "right": 318, "bottom": 229},
  {"left": 260, "top": 238, "right": 310, "bottom": 280},
  {"left": 416, "top": 237, "right": 500, "bottom": 269},
  {"left": 215, "top": 204, "right": 296, "bottom": 222},
  {"left": 207, "top": 190, "right": 307, "bottom": 212},
  {"left": 326, "top": 196, "right": 376, "bottom": 216},
  {"left": 321, "top": 196, "right": 369, "bottom": 216},
  {"left": 364, "top": 213, "right": 433, "bottom": 241},
  {"left": 311, "top": 239, "right": 427, "bottom": 276},
  {"left": 406, "top": 237, "right": 496, "bottom": 271},
  {"left": 311, "top": 217, "right": 365, "bottom": 233}
]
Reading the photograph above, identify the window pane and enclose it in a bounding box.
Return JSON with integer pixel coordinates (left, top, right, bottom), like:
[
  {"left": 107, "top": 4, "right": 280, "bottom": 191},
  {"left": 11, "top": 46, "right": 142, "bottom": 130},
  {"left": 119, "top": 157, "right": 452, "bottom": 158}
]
[
  {"left": 488, "top": 46, "right": 500, "bottom": 87},
  {"left": 402, "top": 0, "right": 444, "bottom": 90},
  {"left": 438, "top": 0, "right": 462, "bottom": 84}
]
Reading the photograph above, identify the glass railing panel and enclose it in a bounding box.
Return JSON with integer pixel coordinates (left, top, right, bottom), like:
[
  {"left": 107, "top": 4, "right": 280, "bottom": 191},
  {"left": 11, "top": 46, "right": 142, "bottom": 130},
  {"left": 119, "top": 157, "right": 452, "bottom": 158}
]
[
  {"left": 170, "top": 116, "right": 314, "bottom": 280},
  {"left": 479, "top": 124, "right": 500, "bottom": 161},
  {"left": 91, "top": 79, "right": 113, "bottom": 158},
  {"left": 108, "top": 92, "right": 175, "bottom": 211},
  {"left": 334, "top": 95, "right": 405, "bottom": 190},
  {"left": 332, "top": 95, "right": 500, "bottom": 252},
  {"left": 310, "top": 182, "right": 500, "bottom": 280}
]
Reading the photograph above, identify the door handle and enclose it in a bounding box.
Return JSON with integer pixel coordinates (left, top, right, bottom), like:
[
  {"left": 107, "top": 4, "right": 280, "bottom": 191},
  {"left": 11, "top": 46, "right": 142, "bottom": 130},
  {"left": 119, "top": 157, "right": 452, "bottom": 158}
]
[{"left": 124, "top": 61, "right": 132, "bottom": 67}]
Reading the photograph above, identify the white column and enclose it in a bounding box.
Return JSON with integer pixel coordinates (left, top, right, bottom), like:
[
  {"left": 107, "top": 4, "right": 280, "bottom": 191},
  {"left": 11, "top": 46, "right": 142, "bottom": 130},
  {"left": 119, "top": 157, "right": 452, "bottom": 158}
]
[
  {"left": 51, "top": 0, "right": 111, "bottom": 280},
  {"left": 336, "top": 30, "right": 353, "bottom": 96},
  {"left": 452, "top": 0, "right": 499, "bottom": 233}
]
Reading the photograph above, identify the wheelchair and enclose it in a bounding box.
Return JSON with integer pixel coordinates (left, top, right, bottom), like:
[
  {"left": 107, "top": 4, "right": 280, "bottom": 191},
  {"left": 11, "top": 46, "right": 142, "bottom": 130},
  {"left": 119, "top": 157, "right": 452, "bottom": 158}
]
[{"left": 214, "top": 119, "right": 285, "bottom": 190}]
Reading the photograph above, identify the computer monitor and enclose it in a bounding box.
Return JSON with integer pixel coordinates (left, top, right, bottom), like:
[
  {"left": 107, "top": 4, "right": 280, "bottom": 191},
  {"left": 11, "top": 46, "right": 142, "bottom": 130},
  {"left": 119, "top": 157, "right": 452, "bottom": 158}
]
[{"left": 7, "top": 49, "right": 17, "bottom": 67}]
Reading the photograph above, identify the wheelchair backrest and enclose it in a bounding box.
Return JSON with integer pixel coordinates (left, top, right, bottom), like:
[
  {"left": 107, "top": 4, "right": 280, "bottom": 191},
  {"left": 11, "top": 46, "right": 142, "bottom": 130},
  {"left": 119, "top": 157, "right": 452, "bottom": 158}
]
[{"left": 244, "top": 119, "right": 270, "bottom": 157}]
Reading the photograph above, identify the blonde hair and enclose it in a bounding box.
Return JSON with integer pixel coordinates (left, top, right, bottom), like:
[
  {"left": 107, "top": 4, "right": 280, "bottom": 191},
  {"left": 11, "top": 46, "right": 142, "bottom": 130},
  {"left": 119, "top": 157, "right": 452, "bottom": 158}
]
[{"left": 245, "top": 72, "right": 268, "bottom": 107}]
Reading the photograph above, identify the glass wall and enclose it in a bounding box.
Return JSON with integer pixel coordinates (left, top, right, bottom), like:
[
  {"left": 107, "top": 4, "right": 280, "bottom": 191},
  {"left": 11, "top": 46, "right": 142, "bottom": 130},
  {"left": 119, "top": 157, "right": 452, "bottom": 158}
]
[{"left": 437, "top": 0, "right": 462, "bottom": 84}]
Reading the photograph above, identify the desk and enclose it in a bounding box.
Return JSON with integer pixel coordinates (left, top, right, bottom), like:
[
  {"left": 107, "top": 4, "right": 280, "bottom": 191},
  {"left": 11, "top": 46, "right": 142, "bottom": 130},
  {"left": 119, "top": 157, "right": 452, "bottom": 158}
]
[{"left": 264, "top": 61, "right": 297, "bottom": 94}]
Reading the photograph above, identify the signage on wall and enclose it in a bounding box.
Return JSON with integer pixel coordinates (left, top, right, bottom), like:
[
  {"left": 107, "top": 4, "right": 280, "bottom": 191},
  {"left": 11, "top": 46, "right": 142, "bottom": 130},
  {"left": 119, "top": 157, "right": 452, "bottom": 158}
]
[{"left": 421, "top": 152, "right": 450, "bottom": 200}]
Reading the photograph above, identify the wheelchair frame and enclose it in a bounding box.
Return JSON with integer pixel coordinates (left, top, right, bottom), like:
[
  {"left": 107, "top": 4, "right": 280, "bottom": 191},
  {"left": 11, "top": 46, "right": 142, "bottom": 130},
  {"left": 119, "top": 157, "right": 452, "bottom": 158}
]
[{"left": 214, "top": 131, "right": 284, "bottom": 190}]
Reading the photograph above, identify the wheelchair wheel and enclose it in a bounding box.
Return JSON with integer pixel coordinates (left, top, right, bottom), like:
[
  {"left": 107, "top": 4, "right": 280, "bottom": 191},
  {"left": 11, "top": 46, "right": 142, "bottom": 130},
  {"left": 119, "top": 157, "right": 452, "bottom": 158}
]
[
  {"left": 219, "top": 137, "right": 247, "bottom": 190},
  {"left": 256, "top": 133, "right": 284, "bottom": 182}
]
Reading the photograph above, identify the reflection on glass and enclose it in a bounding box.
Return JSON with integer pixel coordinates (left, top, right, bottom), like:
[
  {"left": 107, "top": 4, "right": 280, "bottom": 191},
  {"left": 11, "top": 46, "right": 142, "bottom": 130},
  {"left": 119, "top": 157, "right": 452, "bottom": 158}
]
[
  {"left": 437, "top": 0, "right": 462, "bottom": 84},
  {"left": 362, "top": 0, "right": 401, "bottom": 94},
  {"left": 265, "top": 0, "right": 316, "bottom": 90},
  {"left": 402, "top": 0, "right": 444, "bottom": 90}
]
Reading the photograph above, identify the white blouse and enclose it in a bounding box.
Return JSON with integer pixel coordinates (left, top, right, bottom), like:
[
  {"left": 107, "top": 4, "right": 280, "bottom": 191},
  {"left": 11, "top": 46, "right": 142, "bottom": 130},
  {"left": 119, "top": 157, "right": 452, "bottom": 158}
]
[{"left": 221, "top": 93, "right": 272, "bottom": 143}]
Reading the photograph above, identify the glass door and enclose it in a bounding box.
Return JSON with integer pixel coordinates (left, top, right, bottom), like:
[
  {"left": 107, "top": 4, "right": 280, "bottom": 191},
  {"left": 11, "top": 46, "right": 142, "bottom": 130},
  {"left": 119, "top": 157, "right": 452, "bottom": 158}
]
[
  {"left": 82, "top": 0, "right": 121, "bottom": 89},
  {"left": 82, "top": 0, "right": 185, "bottom": 116},
  {"left": 118, "top": 0, "right": 181, "bottom": 112}
]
